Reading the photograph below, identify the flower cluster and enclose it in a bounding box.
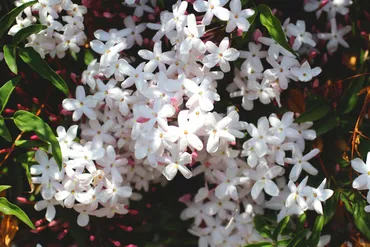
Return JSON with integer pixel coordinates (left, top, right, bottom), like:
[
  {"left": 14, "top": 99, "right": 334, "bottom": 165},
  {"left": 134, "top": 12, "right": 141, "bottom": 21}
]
[
  {"left": 304, "top": 0, "right": 352, "bottom": 53},
  {"left": 351, "top": 152, "right": 370, "bottom": 212},
  {"left": 10, "top": 0, "right": 87, "bottom": 58},
  {"left": 28, "top": 0, "right": 335, "bottom": 245}
]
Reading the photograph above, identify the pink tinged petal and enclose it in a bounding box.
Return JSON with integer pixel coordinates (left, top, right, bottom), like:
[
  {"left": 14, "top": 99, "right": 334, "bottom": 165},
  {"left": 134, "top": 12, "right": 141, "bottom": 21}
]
[
  {"left": 223, "top": 48, "right": 240, "bottom": 61},
  {"left": 62, "top": 99, "right": 80, "bottom": 111},
  {"left": 302, "top": 162, "right": 318, "bottom": 175},
  {"left": 203, "top": 54, "right": 220, "bottom": 68},
  {"left": 352, "top": 175, "right": 367, "bottom": 189},
  {"left": 289, "top": 164, "right": 302, "bottom": 182},
  {"left": 187, "top": 134, "right": 203, "bottom": 151},
  {"left": 164, "top": 163, "right": 178, "bottom": 180},
  {"left": 311, "top": 67, "right": 322, "bottom": 77},
  {"left": 77, "top": 213, "right": 89, "bottom": 227},
  {"left": 90, "top": 40, "right": 106, "bottom": 54},
  {"left": 35, "top": 200, "right": 48, "bottom": 211},
  {"left": 45, "top": 204, "right": 56, "bottom": 222},
  {"left": 230, "top": 0, "right": 241, "bottom": 13},
  {"left": 251, "top": 180, "right": 265, "bottom": 200},
  {"left": 204, "top": 202, "right": 219, "bottom": 215},
  {"left": 229, "top": 185, "right": 239, "bottom": 200},
  {"left": 205, "top": 41, "right": 219, "bottom": 54},
  {"left": 219, "top": 59, "right": 230, "bottom": 72},
  {"left": 117, "top": 186, "right": 132, "bottom": 198},
  {"left": 215, "top": 183, "right": 228, "bottom": 199},
  {"left": 264, "top": 180, "right": 280, "bottom": 196},
  {"left": 213, "top": 6, "right": 230, "bottom": 21},
  {"left": 178, "top": 165, "right": 192, "bottom": 179},
  {"left": 313, "top": 199, "right": 323, "bottom": 214},
  {"left": 304, "top": 148, "right": 320, "bottom": 161},
  {"left": 55, "top": 191, "right": 70, "bottom": 201},
  {"left": 213, "top": 169, "right": 226, "bottom": 181}
]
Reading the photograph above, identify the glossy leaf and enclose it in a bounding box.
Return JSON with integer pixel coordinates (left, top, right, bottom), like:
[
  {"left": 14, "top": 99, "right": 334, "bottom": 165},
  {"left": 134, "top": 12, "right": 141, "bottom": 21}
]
[
  {"left": 254, "top": 215, "right": 273, "bottom": 239},
  {"left": 314, "top": 113, "right": 339, "bottom": 136},
  {"left": 244, "top": 242, "right": 273, "bottom": 247},
  {"left": 273, "top": 216, "right": 290, "bottom": 241},
  {"left": 307, "top": 215, "right": 324, "bottom": 247},
  {"left": 338, "top": 76, "right": 366, "bottom": 114},
  {"left": 286, "top": 229, "right": 309, "bottom": 247},
  {"left": 0, "top": 185, "right": 11, "bottom": 193},
  {"left": 257, "top": 4, "right": 297, "bottom": 56},
  {"left": 13, "top": 110, "right": 62, "bottom": 169},
  {"left": 13, "top": 24, "right": 46, "bottom": 44},
  {"left": 0, "top": 1, "right": 37, "bottom": 39},
  {"left": 15, "top": 139, "right": 49, "bottom": 150},
  {"left": 18, "top": 47, "right": 69, "bottom": 96},
  {"left": 295, "top": 104, "right": 331, "bottom": 123},
  {"left": 296, "top": 213, "right": 306, "bottom": 232},
  {"left": 323, "top": 190, "right": 340, "bottom": 225},
  {"left": 0, "top": 76, "right": 21, "bottom": 113},
  {"left": 84, "top": 48, "right": 94, "bottom": 66},
  {"left": 0, "top": 197, "right": 35, "bottom": 229},
  {"left": 3, "top": 44, "right": 18, "bottom": 74},
  {"left": 0, "top": 116, "right": 12, "bottom": 142}
]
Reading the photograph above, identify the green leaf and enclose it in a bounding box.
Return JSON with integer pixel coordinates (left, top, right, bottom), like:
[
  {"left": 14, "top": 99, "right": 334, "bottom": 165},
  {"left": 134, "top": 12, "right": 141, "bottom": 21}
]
[
  {"left": 0, "top": 197, "right": 35, "bottom": 229},
  {"left": 277, "top": 239, "right": 290, "bottom": 246},
  {"left": 295, "top": 104, "right": 331, "bottom": 123},
  {"left": 0, "top": 76, "right": 21, "bottom": 113},
  {"left": 13, "top": 24, "right": 46, "bottom": 44},
  {"left": 313, "top": 112, "right": 339, "bottom": 136},
  {"left": 323, "top": 190, "right": 340, "bottom": 225},
  {"left": 13, "top": 110, "right": 62, "bottom": 169},
  {"left": 18, "top": 47, "right": 69, "bottom": 96},
  {"left": 0, "top": 185, "right": 11, "bottom": 193},
  {"left": 307, "top": 215, "right": 324, "bottom": 247},
  {"left": 338, "top": 76, "right": 366, "bottom": 114},
  {"left": 273, "top": 216, "right": 290, "bottom": 241},
  {"left": 349, "top": 192, "right": 370, "bottom": 241},
  {"left": 244, "top": 242, "right": 273, "bottom": 247},
  {"left": 0, "top": 116, "right": 12, "bottom": 142},
  {"left": 287, "top": 229, "right": 309, "bottom": 247},
  {"left": 257, "top": 4, "right": 297, "bottom": 56},
  {"left": 15, "top": 139, "right": 49, "bottom": 150},
  {"left": 84, "top": 48, "right": 94, "bottom": 66},
  {"left": 296, "top": 213, "right": 306, "bottom": 232},
  {"left": 254, "top": 215, "right": 273, "bottom": 239},
  {"left": 3, "top": 44, "right": 18, "bottom": 74},
  {"left": 0, "top": 1, "right": 37, "bottom": 40}
]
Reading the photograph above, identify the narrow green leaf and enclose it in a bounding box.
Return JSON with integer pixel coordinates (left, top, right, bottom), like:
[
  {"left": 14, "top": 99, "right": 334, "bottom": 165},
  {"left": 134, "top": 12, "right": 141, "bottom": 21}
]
[
  {"left": 0, "top": 197, "right": 35, "bottom": 229},
  {"left": 277, "top": 239, "right": 290, "bottom": 246},
  {"left": 346, "top": 192, "right": 370, "bottom": 241},
  {"left": 18, "top": 47, "right": 69, "bottom": 96},
  {"left": 257, "top": 4, "right": 297, "bottom": 56},
  {"left": 273, "top": 216, "right": 290, "bottom": 241},
  {"left": 84, "top": 48, "right": 94, "bottom": 66},
  {"left": 254, "top": 215, "right": 273, "bottom": 239},
  {"left": 3, "top": 44, "right": 18, "bottom": 74},
  {"left": 0, "top": 76, "right": 21, "bottom": 113},
  {"left": 287, "top": 229, "right": 309, "bottom": 247},
  {"left": 0, "top": 185, "right": 11, "bottom": 193},
  {"left": 244, "top": 242, "right": 273, "bottom": 247},
  {"left": 314, "top": 113, "right": 339, "bottom": 136},
  {"left": 13, "top": 110, "right": 62, "bottom": 169},
  {"left": 13, "top": 24, "right": 46, "bottom": 44},
  {"left": 0, "top": 1, "right": 37, "bottom": 39},
  {"left": 295, "top": 104, "right": 331, "bottom": 123},
  {"left": 323, "top": 190, "right": 340, "bottom": 225},
  {"left": 296, "top": 213, "right": 306, "bottom": 232},
  {"left": 0, "top": 116, "right": 12, "bottom": 142},
  {"left": 15, "top": 139, "right": 49, "bottom": 150},
  {"left": 307, "top": 215, "right": 324, "bottom": 247}
]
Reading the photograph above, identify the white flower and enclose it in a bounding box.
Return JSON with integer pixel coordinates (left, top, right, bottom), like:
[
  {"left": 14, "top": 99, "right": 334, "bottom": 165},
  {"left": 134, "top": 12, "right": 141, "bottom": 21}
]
[
  {"left": 100, "top": 178, "right": 132, "bottom": 205},
  {"left": 239, "top": 42, "right": 267, "bottom": 72},
  {"left": 226, "top": 0, "right": 255, "bottom": 33},
  {"left": 175, "top": 110, "right": 204, "bottom": 151},
  {"left": 203, "top": 37, "right": 240, "bottom": 72},
  {"left": 213, "top": 168, "right": 248, "bottom": 200},
  {"left": 285, "top": 147, "right": 320, "bottom": 182},
  {"left": 287, "top": 20, "right": 316, "bottom": 50},
  {"left": 258, "top": 37, "right": 295, "bottom": 60},
  {"left": 184, "top": 77, "right": 220, "bottom": 112},
  {"left": 119, "top": 62, "right": 155, "bottom": 93},
  {"left": 127, "top": 0, "right": 154, "bottom": 17},
  {"left": 291, "top": 61, "right": 322, "bottom": 82},
  {"left": 161, "top": 144, "right": 193, "bottom": 180},
  {"left": 244, "top": 162, "right": 284, "bottom": 200},
  {"left": 286, "top": 176, "right": 309, "bottom": 210},
  {"left": 351, "top": 152, "right": 370, "bottom": 190},
  {"left": 180, "top": 14, "right": 206, "bottom": 54},
  {"left": 62, "top": 86, "right": 98, "bottom": 121},
  {"left": 138, "top": 41, "right": 175, "bottom": 72},
  {"left": 302, "top": 178, "right": 333, "bottom": 214},
  {"left": 318, "top": 18, "right": 351, "bottom": 53},
  {"left": 34, "top": 199, "right": 59, "bottom": 222},
  {"left": 193, "top": 0, "right": 230, "bottom": 25},
  {"left": 31, "top": 150, "right": 64, "bottom": 184},
  {"left": 264, "top": 56, "right": 300, "bottom": 90}
]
